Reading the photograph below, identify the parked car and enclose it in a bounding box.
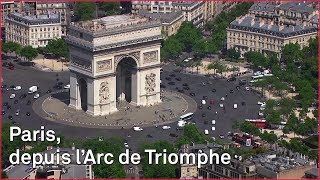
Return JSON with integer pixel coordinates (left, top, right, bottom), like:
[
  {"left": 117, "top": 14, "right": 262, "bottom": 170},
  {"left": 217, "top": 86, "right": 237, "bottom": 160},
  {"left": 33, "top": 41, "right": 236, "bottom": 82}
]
[
  {"left": 34, "top": 93, "right": 40, "bottom": 99},
  {"left": 9, "top": 94, "right": 16, "bottom": 99}
]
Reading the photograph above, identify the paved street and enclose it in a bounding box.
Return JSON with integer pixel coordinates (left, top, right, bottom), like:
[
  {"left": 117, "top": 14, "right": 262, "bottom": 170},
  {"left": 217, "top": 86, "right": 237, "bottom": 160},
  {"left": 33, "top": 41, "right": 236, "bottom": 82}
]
[{"left": 2, "top": 59, "right": 262, "bottom": 152}]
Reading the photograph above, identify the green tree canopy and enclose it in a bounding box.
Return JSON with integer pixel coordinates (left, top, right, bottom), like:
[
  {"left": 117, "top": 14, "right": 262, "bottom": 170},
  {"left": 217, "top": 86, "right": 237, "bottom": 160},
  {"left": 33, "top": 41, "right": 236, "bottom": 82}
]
[
  {"left": 45, "top": 38, "right": 69, "bottom": 59},
  {"left": 75, "top": 2, "right": 95, "bottom": 21},
  {"left": 20, "top": 46, "right": 38, "bottom": 61}
]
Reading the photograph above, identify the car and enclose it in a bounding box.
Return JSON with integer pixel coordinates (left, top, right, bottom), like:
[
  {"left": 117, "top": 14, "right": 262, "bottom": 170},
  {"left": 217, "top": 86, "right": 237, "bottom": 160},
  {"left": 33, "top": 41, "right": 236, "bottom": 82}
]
[
  {"left": 169, "top": 133, "right": 178, "bottom": 137},
  {"left": 204, "top": 130, "right": 209, "bottom": 135},
  {"left": 201, "top": 100, "right": 206, "bottom": 105},
  {"left": 160, "top": 84, "right": 166, "bottom": 88},
  {"left": 230, "top": 89, "right": 234, "bottom": 93},
  {"left": 162, "top": 125, "right": 171, "bottom": 130},
  {"left": 169, "top": 74, "right": 176, "bottom": 77},
  {"left": 124, "top": 142, "right": 129, "bottom": 148},
  {"left": 258, "top": 111, "right": 264, "bottom": 116},
  {"left": 9, "top": 94, "right": 16, "bottom": 99},
  {"left": 7, "top": 105, "right": 11, "bottom": 110},
  {"left": 236, "top": 86, "right": 240, "bottom": 90},
  {"left": 165, "top": 77, "right": 172, "bottom": 81},
  {"left": 128, "top": 166, "right": 133, "bottom": 170},
  {"left": 15, "top": 109, "right": 20, "bottom": 116},
  {"left": 241, "top": 101, "right": 246, "bottom": 106},
  {"left": 146, "top": 134, "right": 153, "bottom": 138},
  {"left": 14, "top": 100, "right": 19, "bottom": 104},
  {"left": 57, "top": 82, "right": 64, "bottom": 86},
  {"left": 204, "top": 120, "right": 208, "bottom": 125},
  {"left": 177, "top": 89, "right": 184, "bottom": 93},
  {"left": 198, "top": 105, "right": 203, "bottom": 109},
  {"left": 2, "top": 110, "right": 5, "bottom": 115},
  {"left": 219, "top": 104, "right": 224, "bottom": 108},
  {"left": 220, "top": 97, "right": 225, "bottom": 101},
  {"left": 212, "top": 120, "right": 216, "bottom": 125},
  {"left": 64, "top": 84, "right": 71, "bottom": 89},
  {"left": 168, "top": 82, "right": 175, "bottom": 85},
  {"left": 19, "top": 94, "right": 27, "bottom": 99},
  {"left": 133, "top": 126, "right": 143, "bottom": 131},
  {"left": 1, "top": 85, "right": 7, "bottom": 89},
  {"left": 202, "top": 82, "right": 206, "bottom": 86},
  {"left": 211, "top": 89, "right": 216, "bottom": 93},
  {"left": 219, "top": 135, "right": 225, "bottom": 139},
  {"left": 227, "top": 77, "right": 236, "bottom": 81},
  {"left": 202, "top": 113, "right": 206, "bottom": 117},
  {"left": 203, "top": 96, "right": 208, "bottom": 99},
  {"left": 190, "top": 92, "right": 195, "bottom": 96},
  {"left": 253, "top": 71, "right": 262, "bottom": 76},
  {"left": 257, "top": 101, "right": 265, "bottom": 106},
  {"left": 34, "top": 93, "right": 40, "bottom": 99},
  {"left": 8, "top": 115, "right": 13, "bottom": 120},
  {"left": 183, "top": 86, "right": 190, "bottom": 90},
  {"left": 245, "top": 87, "right": 251, "bottom": 91},
  {"left": 182, "top": 83, "right": 188, "bottom": 87},
  {"left": 211, "top": 127, "right": 216, "bottom": 131},
  {"left": 260, "top": 106, "right": 265, "bottom": 111},
  {"left": 207, "top": 106, "right": 211, "bottom": 110},
  {"left": 13, "top": 86, "right": 21, "bottom": 91},
  {"left": 9, "top": 85, "right": 15, "bottom": 89},
  {"left": 46, "top": 89, "right": 52, "bottom": 93},
  {"left": 26, "top": 112, "right": 31, "bottom": 116},
  {"left": 233, "top": 104, "right": 238, "bottom": 109},
  {"left": 3, "top": 102, "right": 8, "bottom": 106},
  {"left": 175, "top": 77, "right": 182, "bottom": 81},
  {"left": 27, "top": 100, "right": 31, "bottom": 105}
]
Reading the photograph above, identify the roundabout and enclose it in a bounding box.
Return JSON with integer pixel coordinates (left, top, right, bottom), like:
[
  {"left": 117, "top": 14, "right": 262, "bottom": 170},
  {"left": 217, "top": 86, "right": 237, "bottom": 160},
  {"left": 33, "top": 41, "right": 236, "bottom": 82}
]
[{"left": 33, "top": 90, "right": 197, "bottom": 129}]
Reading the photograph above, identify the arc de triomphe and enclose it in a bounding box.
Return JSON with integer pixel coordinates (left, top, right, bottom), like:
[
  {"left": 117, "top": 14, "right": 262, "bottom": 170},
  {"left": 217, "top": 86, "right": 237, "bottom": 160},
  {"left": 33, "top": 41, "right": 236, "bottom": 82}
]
[{"left": 65, "top": 15, "right": 163, "bottom": 116}]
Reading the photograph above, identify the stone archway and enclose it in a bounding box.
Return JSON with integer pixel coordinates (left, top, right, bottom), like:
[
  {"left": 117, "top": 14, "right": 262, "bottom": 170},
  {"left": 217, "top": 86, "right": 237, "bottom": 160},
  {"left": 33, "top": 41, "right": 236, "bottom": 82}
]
[
  {"left": 116, "top": 57, "right": 138, "bottom": 106},
  {"left": 78, "top": 78, "right": 87, "bottom": 111}
]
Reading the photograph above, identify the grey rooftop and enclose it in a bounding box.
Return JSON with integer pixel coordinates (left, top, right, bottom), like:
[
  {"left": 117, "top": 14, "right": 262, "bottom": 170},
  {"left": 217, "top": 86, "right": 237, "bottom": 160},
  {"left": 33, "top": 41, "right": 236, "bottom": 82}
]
[
  {"left": 229, "top": 15, "right": 317, "bottom": 38},
  {"left": 138, "top": 10, "right": 183, "bottom": 24},
  {"left": 7, "top": 12, "right": 60, "bottom": 25}
]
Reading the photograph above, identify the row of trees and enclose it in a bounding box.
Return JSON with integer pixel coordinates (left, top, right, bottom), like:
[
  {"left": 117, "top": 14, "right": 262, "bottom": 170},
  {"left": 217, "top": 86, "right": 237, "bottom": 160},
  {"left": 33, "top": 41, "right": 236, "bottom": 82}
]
[
  {"left": 2, "top": 42, "right": 38, "bottom": 61},
  {"left": 2, "top": 39, "right": 69, "bottom": 61},
  {"left": 161, "top": 2, "right": 253, "bottom": 61},
  {"left": 247, "top": 38, "right": 317, "bottom": 117},
  {"left": 206, "top": 61, "right": 239, "bottom": 76}
]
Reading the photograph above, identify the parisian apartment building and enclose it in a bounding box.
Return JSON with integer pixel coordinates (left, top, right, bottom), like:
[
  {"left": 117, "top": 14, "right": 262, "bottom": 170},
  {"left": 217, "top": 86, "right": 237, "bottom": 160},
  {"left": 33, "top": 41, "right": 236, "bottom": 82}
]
[
  {"left": 226, "top": 2, "right": 318, "bottom": 57},
  {"left": 1, "top": 1, "right": 69, "bottom": 44}
]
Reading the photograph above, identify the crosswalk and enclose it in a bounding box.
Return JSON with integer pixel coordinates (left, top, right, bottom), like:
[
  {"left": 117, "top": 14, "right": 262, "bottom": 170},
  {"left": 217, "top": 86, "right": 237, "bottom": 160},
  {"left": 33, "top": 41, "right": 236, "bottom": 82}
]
[{"left": 125, "top": 169, "right": 136, "bottom": 174}]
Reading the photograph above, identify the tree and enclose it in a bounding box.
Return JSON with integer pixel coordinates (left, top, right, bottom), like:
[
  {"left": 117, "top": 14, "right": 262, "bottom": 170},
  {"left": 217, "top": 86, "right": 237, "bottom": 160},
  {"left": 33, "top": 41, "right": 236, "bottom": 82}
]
[
  {"left": 176, "top": 124, "right": 212, "bottom": 148},
  {"left": 239, "top": 122, "right": 260, "bottom": 136},
  {"left": 227, "top": 48, "right": 240, "bottom": 60},
  {"left": 193, "top": 39, "right": 208, "bottom": 58},
  {"left": 19, "top": 46, "right": 38, "bottom": 61},
  {"left": 260, "top": 131, "right": 277, "bottom": 143},
  {"left": 266, "top": 109, "right": 281, "bottom": 124},
  {"left": 244, "top": 51, "right": 269, "bottom": 68},
  {"left": 45, "top": 38, "right": 69, "bottom": 59},
  {"left": 75, "top": 2, "right": 95, "bottom": 21},
  {"left": 141, "top": 141, "right": 177, "bottom": 178},
  {"left": 281, "top": 43, "right": 302, "bottom": 65},
  {"left": 99, "top": 2, "right": 121, "bottom": 16},
  {"left": 161, "top": 36, "right": 183, "bottom": 61},
  {"left": 175, "top": 22, "right": 202, "bottom": 52}
]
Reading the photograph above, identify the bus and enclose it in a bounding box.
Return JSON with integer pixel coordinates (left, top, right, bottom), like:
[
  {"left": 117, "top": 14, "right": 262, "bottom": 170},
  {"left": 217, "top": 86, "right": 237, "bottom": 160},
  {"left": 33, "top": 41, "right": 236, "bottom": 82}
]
[
  {"left": 251, "top": 75, "right": 264, "bottom": 80},
  {"left": 179, "top": 112, "right": 194, "bottom": 121}
]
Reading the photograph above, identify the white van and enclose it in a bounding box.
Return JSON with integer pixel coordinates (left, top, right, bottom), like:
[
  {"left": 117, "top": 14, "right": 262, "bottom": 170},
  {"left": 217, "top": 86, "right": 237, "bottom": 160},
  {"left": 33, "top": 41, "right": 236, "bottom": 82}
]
[
  {"left": 204, "top": 130, "right": 209, "bottom": 135},
  {"left": 211, "top": 127, "right": 215, "bottom": 131},
  {"left": 201, "top": 100, "right": 206, "bottom": 105},
  {"left": 233, "top": 104, "right": 238, "bottom": 109},
  {"left": 212, "top": 120, "right": 216, "bottom": 125}
]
